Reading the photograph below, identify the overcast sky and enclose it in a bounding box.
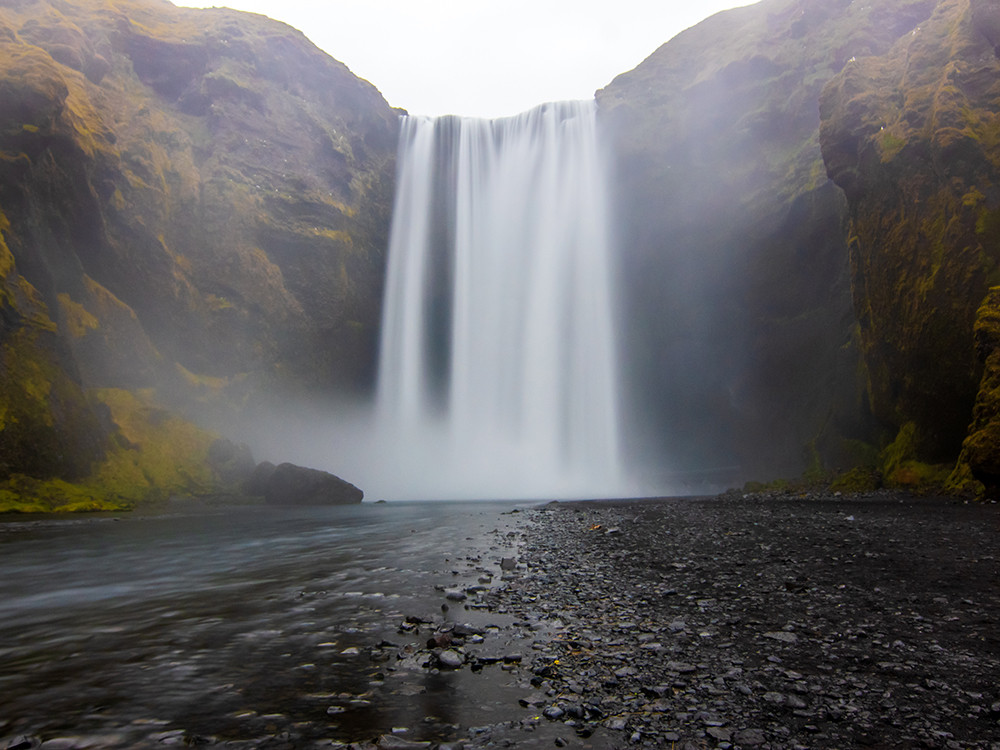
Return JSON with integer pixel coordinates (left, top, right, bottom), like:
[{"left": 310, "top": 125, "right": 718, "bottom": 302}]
[{"left": 177, "top": 0, "right": 758, "bottom": 118}]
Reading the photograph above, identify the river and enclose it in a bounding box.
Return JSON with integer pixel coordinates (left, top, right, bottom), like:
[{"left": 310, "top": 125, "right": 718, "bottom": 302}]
[{"left": 0, "top": 501, "right": 543, "bottom": 749}]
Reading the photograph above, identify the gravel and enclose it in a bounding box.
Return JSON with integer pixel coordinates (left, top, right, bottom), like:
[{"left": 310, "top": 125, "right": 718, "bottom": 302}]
[
  {"left": 465, "top": 491, "right": 1000, "bottom": 749},
  {"left": 415, "top": 491, "right": 1000, "bottom": 749}
]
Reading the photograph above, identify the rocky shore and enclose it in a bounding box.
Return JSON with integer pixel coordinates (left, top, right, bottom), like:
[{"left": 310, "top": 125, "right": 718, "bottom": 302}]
[
  {"left": 4, "top": 492, "right": 1000, "bottom": 750},
  {"left": 356, "top": 492, "right": 1000, "bottom": 750}
]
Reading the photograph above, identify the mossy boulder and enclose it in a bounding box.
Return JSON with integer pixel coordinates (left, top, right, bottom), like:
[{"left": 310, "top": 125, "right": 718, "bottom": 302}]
[{"left": 819, "top": 0, "right": 1000, "bottom": 470}]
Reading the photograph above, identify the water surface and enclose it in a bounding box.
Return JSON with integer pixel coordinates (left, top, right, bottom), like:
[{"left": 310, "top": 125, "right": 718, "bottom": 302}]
[{"left": 0, "top": 501, "right": 535, "bottom": 747}]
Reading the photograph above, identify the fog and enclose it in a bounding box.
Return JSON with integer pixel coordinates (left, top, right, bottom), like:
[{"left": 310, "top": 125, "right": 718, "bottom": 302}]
[{"left": 239, "top": 103, "right": 653, "bottom": 501}]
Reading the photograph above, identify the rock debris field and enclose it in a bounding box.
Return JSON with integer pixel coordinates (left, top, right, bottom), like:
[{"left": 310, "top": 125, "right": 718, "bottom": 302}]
[{"left": 364, "top": 492, "right": 1000, "bottom": 750}]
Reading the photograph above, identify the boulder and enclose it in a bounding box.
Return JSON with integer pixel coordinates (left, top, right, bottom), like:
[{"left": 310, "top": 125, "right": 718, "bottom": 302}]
[{"left": 260, "top": 462, "right": 362, "bottom": 506}]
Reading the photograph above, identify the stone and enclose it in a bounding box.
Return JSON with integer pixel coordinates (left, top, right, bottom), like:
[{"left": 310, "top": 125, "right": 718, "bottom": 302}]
[
  {"left": 543, "top": 706, "right": 566, "bottom": 720},
  {"left": 667, "top": 661, "right": 698, "bottom": 674},
  {"left": 707, "top": 727, "right": 732, "bottom": 741},
  {"left": 437, "top": 650, "right": 464, "bottom": 669},
  {"left": 376, "top": 736, "right": 432, "bottom": 749},
  {"left": 734, "top": 728, "right": 767, "bottom": 747},
  {"left": 261, "top": 462, "right": 363, "bottom": 506}
]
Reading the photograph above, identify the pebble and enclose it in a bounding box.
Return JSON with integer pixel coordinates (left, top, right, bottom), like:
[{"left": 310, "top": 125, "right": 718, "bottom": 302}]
[
  {"left": 452, "top": 494, "right": 1000, "bottom": 749},
  {"left": 438, "top": 650, "right": 464, "bottom": 669}
]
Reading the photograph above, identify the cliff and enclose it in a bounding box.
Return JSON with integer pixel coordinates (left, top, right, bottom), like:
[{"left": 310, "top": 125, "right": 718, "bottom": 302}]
[
  {"left": 6, "top": 0, "right": 1000, "bottom": 505},
  {"left": 819, "top": 0, "right": 1000, "bottom": 490},
  {"left": 597, "top": 0, "right": 946, "bottom": 486},
  {"left": 0, "top": 0, "right": 398, "bottom": 509}
]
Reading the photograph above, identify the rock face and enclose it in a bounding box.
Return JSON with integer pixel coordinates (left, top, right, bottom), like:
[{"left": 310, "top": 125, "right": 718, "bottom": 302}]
[
  {"left": 261, "top": 462, "right": 363, "bottom": 506},
  {"left": 958, "top": 287, "right": 1000, "bottom": 492},
  {"left": 597, "top": 0, "right": 943, "bottom": 484},
  {"left": 5, "top": 0, "right": 999, "bottom": 502},
  {"left": 819, "top": 0, "right": 1000, "bottom": 473},
  {"left": 0, "top": 0, "right": 394, "bottom": 504}
]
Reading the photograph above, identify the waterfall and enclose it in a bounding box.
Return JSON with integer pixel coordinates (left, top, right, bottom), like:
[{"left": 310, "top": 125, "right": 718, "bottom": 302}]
[{"left": 374, "top": 100, "right": 622, "bottom": 500}]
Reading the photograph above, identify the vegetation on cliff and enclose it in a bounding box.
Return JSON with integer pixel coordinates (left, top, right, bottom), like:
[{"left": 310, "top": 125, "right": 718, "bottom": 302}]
[
  {"left": 0, "top": 0, "right": 398, "bottom": 510},
  {"left": 597, "top": 0, "right": 942, "bottom": 486},
  {"left": 4, "top": 0, "right": 998, "bottom": 505},
  {"left": 819, "top": 0, "right": 1000, "bottom": 494}
]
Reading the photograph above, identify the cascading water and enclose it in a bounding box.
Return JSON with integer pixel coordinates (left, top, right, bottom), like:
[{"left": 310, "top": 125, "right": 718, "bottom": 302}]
[{"left": 374, "top": 100, "right": 623, "bottom": 500}]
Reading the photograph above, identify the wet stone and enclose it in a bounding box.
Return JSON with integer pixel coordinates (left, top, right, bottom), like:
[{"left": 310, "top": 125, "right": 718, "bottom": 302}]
[{"left": 438, "top": 650, "right": 464, "bottom": 669}]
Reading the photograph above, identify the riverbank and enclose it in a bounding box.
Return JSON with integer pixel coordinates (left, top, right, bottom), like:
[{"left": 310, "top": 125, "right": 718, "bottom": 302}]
[
  {"left": 425, "top": 491, "right": 1000, "bottom": 749},
  {"left": 2, "top": 493, "right": 999, "bottom": 750}
]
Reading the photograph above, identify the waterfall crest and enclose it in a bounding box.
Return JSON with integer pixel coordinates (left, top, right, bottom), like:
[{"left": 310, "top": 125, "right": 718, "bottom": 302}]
[{"left": 375, "top": 101, "right": 622, "bottom": 499}]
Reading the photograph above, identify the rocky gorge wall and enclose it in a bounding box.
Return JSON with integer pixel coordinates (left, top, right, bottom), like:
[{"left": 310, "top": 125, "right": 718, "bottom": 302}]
[
  {"left": 597, "top": 0, "right": 999, "bottom": 491},
  {"left": 819, "top": 0, "right": 1000, "bottom": 490},
  {"left": 3, "top": 0, "right": 1000, "bottom": 508},
  {"left": 0, "top": 0, "right": 398, "bottom": 509}
]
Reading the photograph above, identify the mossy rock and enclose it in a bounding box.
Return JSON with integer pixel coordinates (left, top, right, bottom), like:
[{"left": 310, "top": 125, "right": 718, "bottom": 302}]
[
  {"left": 829, "top": 467, "right": 882, "bottom": 493},
  {"left": 879, "top": 422, "right": 952, "bottom": 490},
  {"left": 0, "top": 474, "right": 130, "bottom": 513},
  {"left": 0, "top": 387, "right": 256, "bottom": 511},
  {"left": 593, "top": 0, "right": 938, "bottom": 481}
]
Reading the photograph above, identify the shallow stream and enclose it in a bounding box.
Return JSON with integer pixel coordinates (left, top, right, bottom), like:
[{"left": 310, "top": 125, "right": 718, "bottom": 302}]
[{"left": 0, "top": 501, "right": 539, "bottom": 748}]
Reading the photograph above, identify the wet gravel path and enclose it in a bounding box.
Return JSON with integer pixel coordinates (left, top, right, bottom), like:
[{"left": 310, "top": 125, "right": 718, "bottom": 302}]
[{"left": 463, "top": 492, "right": 1000, "bottom": 749}]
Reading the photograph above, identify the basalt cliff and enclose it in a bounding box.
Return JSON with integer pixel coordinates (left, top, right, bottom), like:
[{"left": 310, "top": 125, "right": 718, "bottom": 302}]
[{"left": 0, "top": 0, "right": 397, "bottom": 510}]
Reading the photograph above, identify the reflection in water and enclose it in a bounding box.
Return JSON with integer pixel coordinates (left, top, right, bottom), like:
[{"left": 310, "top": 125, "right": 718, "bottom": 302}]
[{"left": 0, "top": 502, "right": 530, "bottom": 747}]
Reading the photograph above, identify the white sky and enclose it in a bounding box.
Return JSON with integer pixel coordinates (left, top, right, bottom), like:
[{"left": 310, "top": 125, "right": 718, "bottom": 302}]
[{"left": 176, "top": 0, "right": 758, "bottom": 118}]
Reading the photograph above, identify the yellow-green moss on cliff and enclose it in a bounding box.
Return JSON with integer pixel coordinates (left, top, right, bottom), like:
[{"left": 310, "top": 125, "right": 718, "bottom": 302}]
[
  {"left": 594, "top": 0, "right": 941, "bottom": 482},
  {"left": 0, "top": 388, "right": 242, "bottom": 513},
  {"left": 952, "top": 286, "right": 1000, "bottom": 496},
  {"left": 0, "top": 0, "right": 400, "bottom": 505},
  {"left": 820, "top": 0, "right": 1000, "bottom": 471}
]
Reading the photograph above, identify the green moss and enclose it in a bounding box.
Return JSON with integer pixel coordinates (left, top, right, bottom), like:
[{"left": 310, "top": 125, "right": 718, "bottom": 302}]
[
  {"left": 880, "top": 422, "right": 952, "bottom": 489},
  {"left": 0, "top": 475, "right": 131, "bottom": 513},
  {"left": 837, "top": 438, "right": 880, "bottom": 468},
  {"left": 742, "top": 478, "right": 792, "bottom": 493},
  {"left": 878, "top": 129, "right": 907, "bottom": 160},
  {"left": 945, "top": 459, "right": 985, "bottom": 498},
  {"left": 829, "top": 466, "right": 882, "bottom": 493},
  {"left": 57, "top": 292, "right": 100, "bottom": 337},
  {"left": 86, "top": 388, "right": 220, "bottom": 503},
  {"left": 0, "top": 387, "right": 246, "bottom": 511}
]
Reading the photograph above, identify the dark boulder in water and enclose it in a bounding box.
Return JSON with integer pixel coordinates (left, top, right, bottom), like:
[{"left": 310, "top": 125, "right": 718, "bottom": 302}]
[{"left": 260, "top": 462, "right": 363, "bottom": 506}]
